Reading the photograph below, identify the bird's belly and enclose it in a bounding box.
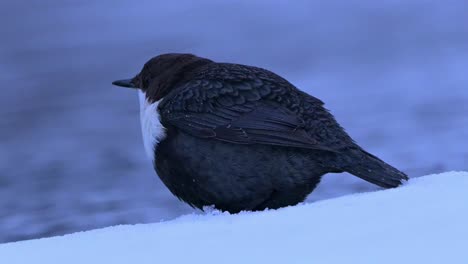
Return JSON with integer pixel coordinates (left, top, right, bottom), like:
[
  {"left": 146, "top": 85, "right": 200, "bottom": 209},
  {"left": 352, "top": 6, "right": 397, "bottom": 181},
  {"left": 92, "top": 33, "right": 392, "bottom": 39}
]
[
  {"left": 154, "top": 132, "right": 325, "bottom": 212},
  {"left": 138, "top": 91, "right": 166, "bottom": 161}
]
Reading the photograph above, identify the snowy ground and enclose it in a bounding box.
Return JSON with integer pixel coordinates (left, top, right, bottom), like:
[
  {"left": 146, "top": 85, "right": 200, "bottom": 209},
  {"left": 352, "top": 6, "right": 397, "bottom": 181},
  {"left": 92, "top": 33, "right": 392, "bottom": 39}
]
[{"left": 1, "top": 171, "right": 467, "bottom": 264}]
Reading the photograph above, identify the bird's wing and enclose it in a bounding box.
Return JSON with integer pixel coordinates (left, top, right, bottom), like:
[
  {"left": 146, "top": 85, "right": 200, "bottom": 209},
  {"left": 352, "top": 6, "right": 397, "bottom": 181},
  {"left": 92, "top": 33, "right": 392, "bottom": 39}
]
[{"left": 159, "top": 63, "right": 336, "bottom": 152}]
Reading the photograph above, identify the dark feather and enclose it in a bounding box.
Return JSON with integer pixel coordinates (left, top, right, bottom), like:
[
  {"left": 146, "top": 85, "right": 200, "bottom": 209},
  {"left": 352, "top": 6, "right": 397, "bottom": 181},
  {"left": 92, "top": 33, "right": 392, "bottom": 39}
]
[{"left": 158, "top": 63, "right": 352, "bottom": 152}]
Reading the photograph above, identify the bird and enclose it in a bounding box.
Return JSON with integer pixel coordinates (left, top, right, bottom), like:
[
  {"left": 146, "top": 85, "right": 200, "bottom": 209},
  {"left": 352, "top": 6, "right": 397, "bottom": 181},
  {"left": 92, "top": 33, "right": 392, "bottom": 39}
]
[{"left": 112, "top": 53, "right": 408, "bottom": 213}]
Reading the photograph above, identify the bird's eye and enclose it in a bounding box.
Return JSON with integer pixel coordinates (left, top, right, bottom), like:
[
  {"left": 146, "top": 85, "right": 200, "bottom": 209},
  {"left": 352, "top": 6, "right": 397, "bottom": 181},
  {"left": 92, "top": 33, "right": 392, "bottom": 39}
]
[{"left": 139, "top": 76, "right": 149, "bottom": 88}]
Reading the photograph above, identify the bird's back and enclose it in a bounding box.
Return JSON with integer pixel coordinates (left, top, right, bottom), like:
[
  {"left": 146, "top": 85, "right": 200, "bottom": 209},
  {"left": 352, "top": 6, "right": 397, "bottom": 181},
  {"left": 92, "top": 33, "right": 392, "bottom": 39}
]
[{"left": 160, "top": 62, "right": 356, "bottom": 153}]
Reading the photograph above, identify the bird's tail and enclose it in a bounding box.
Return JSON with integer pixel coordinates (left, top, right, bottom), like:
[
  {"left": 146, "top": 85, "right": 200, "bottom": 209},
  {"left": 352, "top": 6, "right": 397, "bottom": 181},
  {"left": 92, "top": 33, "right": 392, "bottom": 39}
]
[{"left": 343, "top": 149, "right": 409, "bottom": 188}]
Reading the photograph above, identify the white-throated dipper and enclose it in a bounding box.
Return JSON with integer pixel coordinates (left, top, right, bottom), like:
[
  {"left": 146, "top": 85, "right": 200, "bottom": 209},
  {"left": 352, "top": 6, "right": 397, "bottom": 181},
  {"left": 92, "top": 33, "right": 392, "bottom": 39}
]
[{"left": 112, "top": 53, "right": 408, "bottom": 213}]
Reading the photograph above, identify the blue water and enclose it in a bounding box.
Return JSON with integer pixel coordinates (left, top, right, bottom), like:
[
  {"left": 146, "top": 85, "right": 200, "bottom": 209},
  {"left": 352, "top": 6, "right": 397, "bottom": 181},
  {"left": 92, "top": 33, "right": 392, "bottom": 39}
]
[{"left": 1, "top": 1, "right": 467, "bottom": 243}]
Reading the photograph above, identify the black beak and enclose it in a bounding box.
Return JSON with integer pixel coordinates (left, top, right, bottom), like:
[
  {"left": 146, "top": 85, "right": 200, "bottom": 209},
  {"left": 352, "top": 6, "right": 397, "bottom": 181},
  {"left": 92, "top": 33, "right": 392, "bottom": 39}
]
[{"left": 112, "top": 78, "right": 136, "bottom": 89}]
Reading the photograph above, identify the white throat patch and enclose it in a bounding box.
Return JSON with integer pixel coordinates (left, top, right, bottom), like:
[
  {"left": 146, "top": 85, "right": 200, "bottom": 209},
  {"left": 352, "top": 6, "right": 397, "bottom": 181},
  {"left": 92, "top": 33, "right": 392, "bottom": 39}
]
[{"left": 138, "top": 91, "right": 166, "bottom": 161}]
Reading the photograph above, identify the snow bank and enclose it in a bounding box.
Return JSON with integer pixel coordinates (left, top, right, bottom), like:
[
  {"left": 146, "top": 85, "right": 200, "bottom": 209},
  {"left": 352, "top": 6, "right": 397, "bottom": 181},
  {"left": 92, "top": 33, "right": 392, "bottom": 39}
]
[{"left": 1, "top": 172, "right": 467, "bottom": 264}]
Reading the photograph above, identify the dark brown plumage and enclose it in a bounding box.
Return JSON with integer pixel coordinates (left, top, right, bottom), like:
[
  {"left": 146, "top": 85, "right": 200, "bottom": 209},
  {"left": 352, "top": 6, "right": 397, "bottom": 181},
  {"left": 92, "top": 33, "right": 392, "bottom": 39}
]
[{"left": 112, "top": 53, "right": 408, "bottom": 213}]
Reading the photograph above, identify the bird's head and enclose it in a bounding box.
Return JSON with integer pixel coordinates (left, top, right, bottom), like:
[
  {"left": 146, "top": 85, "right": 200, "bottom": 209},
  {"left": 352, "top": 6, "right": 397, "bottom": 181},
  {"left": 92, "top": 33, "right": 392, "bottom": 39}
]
[{"left": 112, "top": 53, "right": 212, "bottom": 102}]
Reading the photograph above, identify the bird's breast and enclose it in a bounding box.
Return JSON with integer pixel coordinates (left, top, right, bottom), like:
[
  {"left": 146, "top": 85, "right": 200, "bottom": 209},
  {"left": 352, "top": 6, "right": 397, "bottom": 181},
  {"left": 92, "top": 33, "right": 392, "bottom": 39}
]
[{"left": 138, "top": 91, "right": 166, "bottom": 161}]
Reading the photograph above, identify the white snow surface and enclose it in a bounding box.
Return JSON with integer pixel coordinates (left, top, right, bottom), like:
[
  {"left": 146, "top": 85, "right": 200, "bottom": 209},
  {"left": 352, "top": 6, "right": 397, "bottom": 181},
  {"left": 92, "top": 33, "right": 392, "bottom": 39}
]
[{"left": 1, "top": 171, "right": 467, "bottom": 264}]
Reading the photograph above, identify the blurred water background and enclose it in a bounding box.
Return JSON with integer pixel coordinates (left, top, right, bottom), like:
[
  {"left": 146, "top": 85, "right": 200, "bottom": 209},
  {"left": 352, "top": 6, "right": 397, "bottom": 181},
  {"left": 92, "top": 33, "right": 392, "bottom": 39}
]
[{"left": 1, "top": 0, "right": 467, "bottom": 243}]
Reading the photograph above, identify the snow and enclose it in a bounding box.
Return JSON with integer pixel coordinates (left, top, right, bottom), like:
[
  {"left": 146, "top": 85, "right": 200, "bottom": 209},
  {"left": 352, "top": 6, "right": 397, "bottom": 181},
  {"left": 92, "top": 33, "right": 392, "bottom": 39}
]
[{"left": 1, "top": 171, "right": 467, "bottom": 263}]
